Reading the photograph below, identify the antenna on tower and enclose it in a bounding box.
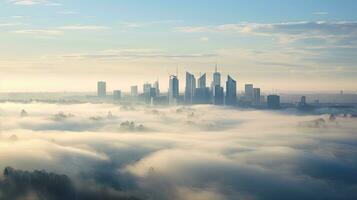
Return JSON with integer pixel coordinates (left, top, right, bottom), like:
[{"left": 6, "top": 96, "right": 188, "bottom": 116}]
[{"left": 215, "top": 63, "right": 218, "bottom": 73}]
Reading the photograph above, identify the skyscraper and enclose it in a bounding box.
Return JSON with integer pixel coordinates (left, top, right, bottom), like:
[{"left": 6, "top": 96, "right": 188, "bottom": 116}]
[
  {"left": 97, "top": 81, "right": 106, "bottom": 97},
  {"left": 154, "top": 80, "right": 160, "bottom": 97},
  {"left": 198, "top": 73, "right": 206, "bottom": 88},
  {"left": 212, "top": 65, "right": 221, "bottom": 87},
  {"left": 267, "top": 95, "right": 280, "bottom": 109},
  {"left": 194, "top": 73, "right": 210, "bottom": 104},
  {"left": 185, "top": 72, "right": 196, "bottom": 104},
  {"left": 225, "top": 75, "right": 237, "bottom": 105},
  {"left": 213, "top": 85, "right": 224, "bottom": 105},
  {"left": 143, "top": 83, "right": 152, "bottom": 103},
  {"left": 169, "top": 75, "right": 179, "bottom": 105},
  {"left": 253, "top": 88, "right": 261, "bottom": 105},
  {"left": 113, "top": 90, "right": 121, "bottom": 100},
  {"left": 245, "top": 84, "right": 254, "bottom": 102},
  {"left": 143, "top": 83, "right": 151, "bottom": 94},
  {"left": 131, "top": 85, "right": 138, "bottom": 97},
  {"left": 212, "top": 66, "right": 223, "bottom": 105}
]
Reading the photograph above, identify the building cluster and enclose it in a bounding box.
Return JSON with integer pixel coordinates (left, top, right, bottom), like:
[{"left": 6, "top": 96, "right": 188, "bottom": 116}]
[{"left": 96, "top": 67, "right": 281, "bottom": 109}]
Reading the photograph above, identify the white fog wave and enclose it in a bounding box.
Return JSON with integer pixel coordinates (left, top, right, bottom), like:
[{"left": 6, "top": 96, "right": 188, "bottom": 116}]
[{"left": 0, "top": 102, "right": 356, "bottom": 200}]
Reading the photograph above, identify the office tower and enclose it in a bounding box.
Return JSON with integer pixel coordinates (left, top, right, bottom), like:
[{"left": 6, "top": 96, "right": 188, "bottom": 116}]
[
  {"left": 225, "top": 75, "right": 237, "bottom": 105},
  {"left": 194, "top": 73, "right": 210, "bottom": 104},
  {"left": 149, "top": 87, "right": 157, "bottom": 105},
  {"left": 143, "top": 83, "right": 151, "bottom": 94},
  {"left": 300, "top": 96, "right": 306, "bottom": 105},
  {"left": 97, "top": 81, "right": 106, "bottom": 97},
  {"left": 169, "top": 75, "right": 179, "bottom": 105},
  {"left": 267, "top": 95, "right": 280, "bottom": 109},
  {"left": 245, "top": 84, "right": 254, "bottom": 102},
  {"left": 113, "top": 90, "right": 121, "bottom": 100},
  {"left": 212, "top": 85, "right": 224, "bottom": 105},
  {"left": 253, "top": 88, "right": 261, "bottom": 105},
  {"left": 143, "top": 83, "right": 152, "bottom": 103},
  {"left": 185, "top": 72, "right": 196, "bottom": 104},
  {"left": 154, "top": 80, "right": 160, "bottom": 97},
  {"left": 131, "top": 85, "right": 138, "bottom": 97},
  {"left": 198, "top": 73, "right": 206, "bottom": 88},
  {"left": 212, "top": 66, "right": 221, "bottom": 87},
  {"left": 211, "top": 66, "right": 224, "bottom": 105}
]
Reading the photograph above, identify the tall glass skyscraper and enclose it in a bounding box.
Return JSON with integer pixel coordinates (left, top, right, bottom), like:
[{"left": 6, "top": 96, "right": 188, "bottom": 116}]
[
  {"left": 225, "top": 75, "right": 237, "bottom": 105},
  {"left": 198, "top": 73, "right": 206, "bottom": 88},
  {"left": 97, "top": 81, "right": 106, "bottom": 97},
  {"left": 169, "top": 75, "right": 179, "bottom": 105},
  {"left": 245, "top": 84, "right": 254, "bottom": 102},
  {"left": 185, "top": 72, "right": 196, "bottom": 104}
]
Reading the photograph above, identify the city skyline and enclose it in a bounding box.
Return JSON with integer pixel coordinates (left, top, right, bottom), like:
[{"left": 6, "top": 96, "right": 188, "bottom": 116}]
[
  {"left": 1, "top": 2, "right": 357, "bottom": 200},
  {"left": 1, "top": 0, "right": 357, "bottom": 92}
]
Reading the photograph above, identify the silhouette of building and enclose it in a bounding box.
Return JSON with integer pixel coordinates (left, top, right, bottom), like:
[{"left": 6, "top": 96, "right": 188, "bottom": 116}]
[
  {"left": 169, "top": 75, "right": 179, "bottom": 105},
  {"left": 143, "top": 83, "right": 153, "bottom": 103},
  {"left": 300, "top": 96, "right": 306, "bottom": 105},
  {"left": 97, "top": 81, "right": 106, "bottom": 97},
  {"left": 225, "top": 75, "right": 237, "bottom": 105},
  {"left": 113, "top": 90, "right": 121, "bottom": 100},
  {"left": 194, "top": 73, "right": 210, "bottom": 104},
  {"left": 267, "top": 95, "right": 280, "bottom": 109},
  {"left": 153, "top": 80, "right": 160, "bottom": 97},
  {"left": 131, "top": 85, "right": 138, "bottom": 97},
  {"left": 212, "top": 85, "right": 224, "bottom": 105},
  {"left": 212, "top": 66, "right": 221, "bottom": 87},
  {"left": 211, "top": 67, "right": 224, "bottom": 105},
  {"left": 185, "top": 72, "right": 196, "bottom": 104},
  {"left": 245, "top": 84, "right": 254, "bottom": 102},
  {"left": 253, "top": 88, "right": 261, "bottom": 105},
  {"left": 198, "top": 73, "right": 206, "bottom": 88}
]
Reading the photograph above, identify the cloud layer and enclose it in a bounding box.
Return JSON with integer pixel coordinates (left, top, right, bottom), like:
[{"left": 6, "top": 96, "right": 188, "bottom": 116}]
[{"left": 0, "top": 102, "right": 357, "bottom": 199}]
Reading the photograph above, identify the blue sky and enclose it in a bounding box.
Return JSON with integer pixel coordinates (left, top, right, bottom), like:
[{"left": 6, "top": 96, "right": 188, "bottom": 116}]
[{"left": 1, "top": 0, "right": 357, "bottom": 92}]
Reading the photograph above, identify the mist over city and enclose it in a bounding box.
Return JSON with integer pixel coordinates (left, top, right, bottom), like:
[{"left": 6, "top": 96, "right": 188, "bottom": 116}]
[{"left": 1, "top": 0, "right": 357, "bottom": 200}]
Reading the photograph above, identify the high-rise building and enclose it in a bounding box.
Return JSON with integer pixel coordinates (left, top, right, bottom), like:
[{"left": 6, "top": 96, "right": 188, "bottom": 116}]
[
  {"left": 198, "top": 73, "right": 206, "bottom": 88},
  {"left": 113, "top": 90, "right": 121, "bottom": 100},
  {"left": 97, "top": 81, "right": 106, "bottom": 97},
  {"left": 143, "top": 83, "right": 152, "bottom": 103},
  {"left": 212, "top": 66, "right": 221, "bottom": 87},
  {"left": 154, "top": 80, "right": 160, "bottom": 97},
  {"left": 131, "top": 85, "right": 138, "bottom": 97},
  {"left": 194, "top": 73, "right": 211, "bottom": 104},
  {"left": 300, "top": 96, "right": 306, "bottom": 105},
  {"left": 253, "top": 88, "right": 261, "bottom": 105},
  {"left": 169, "top": 75, "right": 179, "bottom": 105},
  {"left": 212, "top": 85, "right": 224, "bottom": 105},
  {"left": 185, "top": 72, "right": 196, "bottom": 104},
  {"left": 211, "top": 66, "right": 223, "bottom": 105},
  {"left": 143, "top": 83, "right": 151, "bottom": 94},
  {"left": 267, "top": 95, "right": 280, "bottom": 109},
  {"left": 245, "top": 84, "right": 254, "bottom": 102},
  {"left": 225, "top": 75, "right": 237, "bottom": 105}
]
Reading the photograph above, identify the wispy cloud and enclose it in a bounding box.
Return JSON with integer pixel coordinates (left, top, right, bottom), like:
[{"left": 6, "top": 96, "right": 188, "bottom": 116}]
[
  {"left": 11, "top": 29, "right": 63, "bottom": 38},
  {"left": 0, "top": 23, "right": 21, "bottom": 27},
  {"left": 175, "top": 21, "right": 357, "bottom": 44},
  {"left": 59, "top": 49, "right": 217, "bottom": 60},
  {"left": 59, "top": 25, "right": 110, "bottom": 30},
  {"left": 57, "top": 11, "right": 78, "bottom": 15},
  {"left": 313, "top": 12, "right": 329, "bottom": 15},
  {"left": 10, "top": 0, "right": 61, "bottom": 6},
  {"left": 120, "top": 20, "right": 183, "bottom": 28}
]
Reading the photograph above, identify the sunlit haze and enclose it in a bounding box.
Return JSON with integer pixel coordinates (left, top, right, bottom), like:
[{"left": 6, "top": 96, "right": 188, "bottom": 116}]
[
  {"left": 1, "top": 0, "right": 357, "bottom": 92},
  {"left": 1, "top": 1, "right": 357, "bottom": 200}
]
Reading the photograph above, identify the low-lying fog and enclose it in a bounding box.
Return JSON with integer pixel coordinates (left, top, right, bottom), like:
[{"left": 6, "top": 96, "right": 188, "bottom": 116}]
[{"left": 0, "top": 102, "right": 356, "bottom": 200}]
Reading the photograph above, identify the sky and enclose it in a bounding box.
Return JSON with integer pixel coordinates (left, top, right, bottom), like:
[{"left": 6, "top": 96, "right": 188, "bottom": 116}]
[{"left": 1, "top": 0, "right": 357, "bottom": 92}]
